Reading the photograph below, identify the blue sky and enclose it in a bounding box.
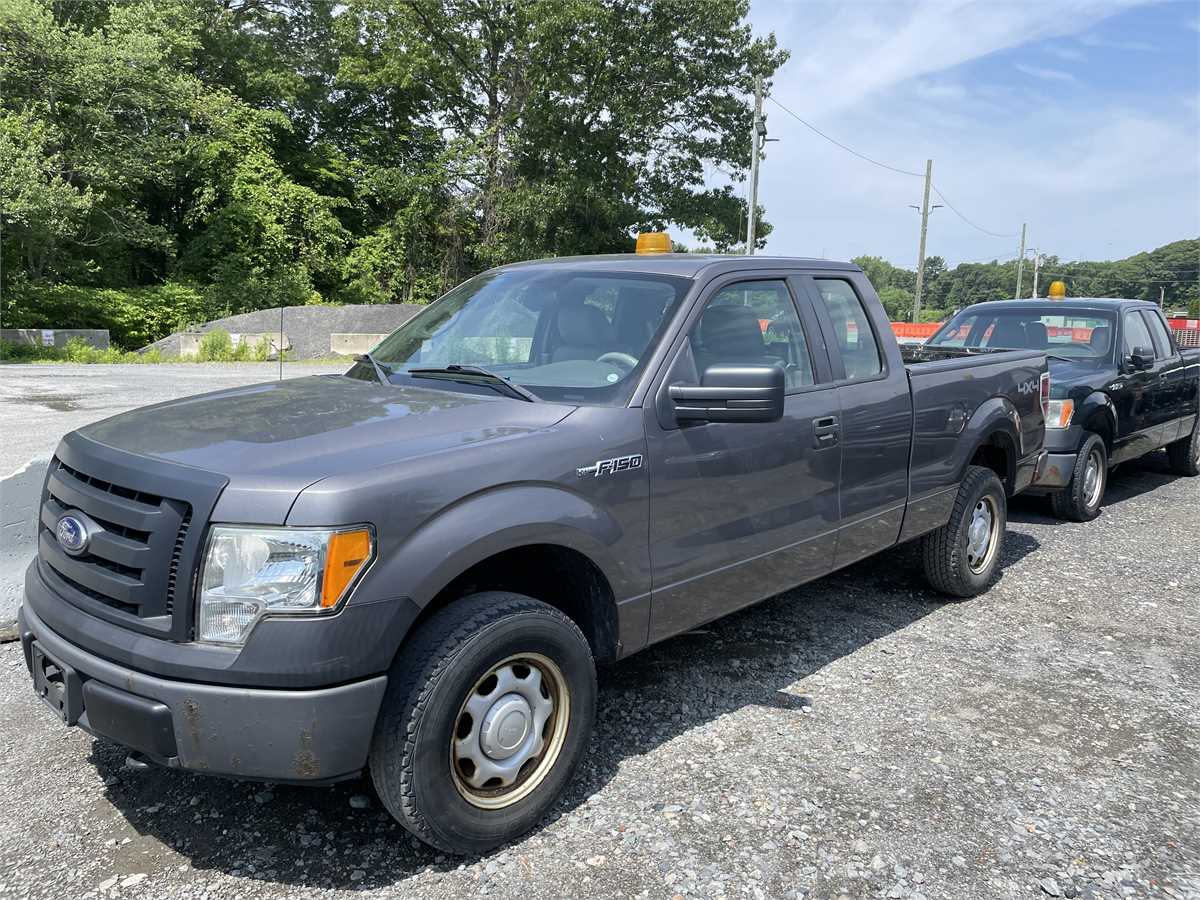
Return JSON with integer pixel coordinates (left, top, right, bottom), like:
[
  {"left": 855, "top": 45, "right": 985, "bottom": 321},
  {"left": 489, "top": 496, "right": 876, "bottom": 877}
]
[{"left": 685, "top": 0, "right": 1200, "bottom": 268}]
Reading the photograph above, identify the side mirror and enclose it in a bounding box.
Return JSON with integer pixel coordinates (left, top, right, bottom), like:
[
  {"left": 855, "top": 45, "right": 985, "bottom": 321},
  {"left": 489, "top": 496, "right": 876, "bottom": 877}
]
[
  {"left": 1128, "top": 346, "right": 1154, "bottom": 371},
  {"left": 669, "top": 364, "right": 785, "bottom": 424}
]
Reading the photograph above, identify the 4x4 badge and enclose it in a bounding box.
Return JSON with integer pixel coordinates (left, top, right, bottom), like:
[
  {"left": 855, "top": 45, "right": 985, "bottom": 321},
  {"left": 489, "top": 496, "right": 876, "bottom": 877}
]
[{"left": 577, "top": 454, "right": 643, "bottom": 478}]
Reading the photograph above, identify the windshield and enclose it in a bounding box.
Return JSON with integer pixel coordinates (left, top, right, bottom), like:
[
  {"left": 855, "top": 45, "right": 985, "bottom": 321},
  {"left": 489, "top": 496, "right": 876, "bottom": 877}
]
[
  {"left": 364, "top": 267, "right": 690, "bottom": 404},
  {"left": 929, "top": 307, "right": 1117, "bottom": 359}
]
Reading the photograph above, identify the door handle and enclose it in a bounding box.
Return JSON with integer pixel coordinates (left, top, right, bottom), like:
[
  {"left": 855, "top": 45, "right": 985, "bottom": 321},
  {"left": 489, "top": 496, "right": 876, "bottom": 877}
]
[{"left": 812, "top": 415, "right": 840, "bottom": 449}]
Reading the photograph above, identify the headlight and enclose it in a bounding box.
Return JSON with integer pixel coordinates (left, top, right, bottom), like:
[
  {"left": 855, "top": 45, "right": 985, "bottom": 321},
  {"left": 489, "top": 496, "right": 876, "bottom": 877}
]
[
  {"left": 1045, "top": 399, "right": 1074, "bottom": 429},
  {"left": 197, "top": 526, "right": 373, "bottom": 645}
]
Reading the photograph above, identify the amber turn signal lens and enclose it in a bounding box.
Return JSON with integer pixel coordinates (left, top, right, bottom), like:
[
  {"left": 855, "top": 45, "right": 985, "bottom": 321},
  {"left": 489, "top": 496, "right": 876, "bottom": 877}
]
[{"left": 320, "top": 528, "right": 372, "bottom": 608}]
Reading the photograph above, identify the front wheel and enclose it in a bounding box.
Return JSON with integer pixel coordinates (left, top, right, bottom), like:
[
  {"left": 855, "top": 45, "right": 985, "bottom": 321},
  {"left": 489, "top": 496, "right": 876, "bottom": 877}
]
[
  {"left": 921, "top": 465, "right": 1007, "bottom": 598},
  {"left": 1166, "top": 416, "right": 1200, "bottom": 476},
  {"left": 369, "top": 592, "right": 596, "bottom": 855},
  {"left": 1050, "top": 432, "right": 1107, "bottom": 521}
]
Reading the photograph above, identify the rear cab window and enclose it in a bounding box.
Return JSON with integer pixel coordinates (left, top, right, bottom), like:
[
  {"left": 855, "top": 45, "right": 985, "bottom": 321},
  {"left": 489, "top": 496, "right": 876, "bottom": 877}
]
[{"left": 812, "top": 279, "right": 883, "bottom": 380}]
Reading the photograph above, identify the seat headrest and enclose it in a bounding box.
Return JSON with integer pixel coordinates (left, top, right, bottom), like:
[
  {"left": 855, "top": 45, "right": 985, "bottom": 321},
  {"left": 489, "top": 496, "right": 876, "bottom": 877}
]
[
  {"left": 1089, "top": 326, "right": 1110, "bottom": 352},
  {"left": 1025, "top": 321, "right": 1048, "bottom": 349},
  {"left": 698, "top": 305, "right": 765, "bottom": 357},
  {"left": 556, "top": 303, "right": 610, "bottom": 347},
  {"left": 990, "top": 318, "right": 1027, "bottom": 348}
]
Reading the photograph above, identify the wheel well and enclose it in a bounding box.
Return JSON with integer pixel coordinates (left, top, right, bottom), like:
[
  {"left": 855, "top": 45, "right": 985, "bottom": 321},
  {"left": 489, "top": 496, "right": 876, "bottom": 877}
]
[
  {"left": 970, "top": 430, "right": 1016, "bottom": 494},
  {"left": 418, "top": 544, "right": 619, "bottom": 663},
  {"left": 1081, "top": 408, "right": 1114, "bottom": 451}
]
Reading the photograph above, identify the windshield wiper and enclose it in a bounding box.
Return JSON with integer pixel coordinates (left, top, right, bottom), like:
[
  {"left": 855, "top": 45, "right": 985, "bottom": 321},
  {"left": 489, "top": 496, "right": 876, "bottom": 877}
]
[
  {"left": 408, "top": 364, "right": 539, "bottom": 402},
  {"left": 354, "top": 352, "right": 393, "bottom": 384}
]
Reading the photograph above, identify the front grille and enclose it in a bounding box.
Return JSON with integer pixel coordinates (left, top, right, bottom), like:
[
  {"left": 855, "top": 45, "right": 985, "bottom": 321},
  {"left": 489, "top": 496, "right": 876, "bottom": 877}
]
[
  {"left": 40, "top": 455, "right": 194, "bottom": 636},
  {"left": 37, "top": 433, "right": 228, "bottom": 640}
]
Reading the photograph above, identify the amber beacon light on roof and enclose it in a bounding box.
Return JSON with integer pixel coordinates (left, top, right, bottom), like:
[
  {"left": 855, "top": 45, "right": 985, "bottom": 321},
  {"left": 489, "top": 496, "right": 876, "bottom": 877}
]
[{"left": 635, "top": 232, "right": 671, "bottom": 254}]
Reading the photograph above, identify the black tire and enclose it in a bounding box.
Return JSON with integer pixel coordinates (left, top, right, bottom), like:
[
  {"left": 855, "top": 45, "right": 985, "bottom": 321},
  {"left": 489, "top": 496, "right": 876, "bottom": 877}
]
[
  {"left": 921, "top": 465, "right": 1007, "bottom": 598},
  {"left": 369, "top": 592, "right": 596, "bottom": 855},
  {"left": 1050, "top": 432, "right": 1107, "bottom": 521},
  {"left": 1166, "top": 416, "right": 1200, "bottom": 476}
]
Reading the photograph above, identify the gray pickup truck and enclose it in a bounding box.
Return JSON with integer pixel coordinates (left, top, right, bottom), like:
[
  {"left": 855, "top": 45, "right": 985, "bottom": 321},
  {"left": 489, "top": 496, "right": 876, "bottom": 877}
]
[{"left": 20, "top": 252, "right": 1047, "bottom": 854}]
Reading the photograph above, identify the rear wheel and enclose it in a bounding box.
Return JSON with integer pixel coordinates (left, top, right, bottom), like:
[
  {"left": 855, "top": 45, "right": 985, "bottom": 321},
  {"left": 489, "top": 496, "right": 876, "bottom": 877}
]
[
  {"left": 1166, "top": 417, "right": 1200, "bottom": 476},
  {"left": 1050, "top": 432, "right": 1107, "bottom": 521},
  {"left": 922, "top": 465, "right": 1007, "bottom": 598},
  {"left": 369, "top": 592, "right": 596, "bottom": 855}
]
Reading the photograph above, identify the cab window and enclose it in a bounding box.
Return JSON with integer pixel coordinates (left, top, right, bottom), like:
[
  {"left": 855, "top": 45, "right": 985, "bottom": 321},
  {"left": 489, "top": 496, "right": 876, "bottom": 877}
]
[
  {"left": 688, "top": 280, "right": 815, "bottom": 390},
  {"left": 814, "top": 279, "right": 883, "bottom": 380},
  {"left": 1123, "top": 311, "right": 1155, "bottom": 358},
  {"left": 1141, "top": 311, "right": 1174, "bottom": 358}
]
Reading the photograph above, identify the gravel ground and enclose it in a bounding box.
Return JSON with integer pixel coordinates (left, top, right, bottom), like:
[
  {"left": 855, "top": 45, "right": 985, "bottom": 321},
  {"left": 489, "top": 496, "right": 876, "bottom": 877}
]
[{"left": 0, "top": 366, "right": 1197, "bottom": 900}]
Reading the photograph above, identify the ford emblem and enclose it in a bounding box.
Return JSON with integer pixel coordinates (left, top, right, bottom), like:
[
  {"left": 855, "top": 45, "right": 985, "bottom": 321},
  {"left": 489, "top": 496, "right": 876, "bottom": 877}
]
[{"left": 56, "top": 514, "right": 89, "bottom": 555}]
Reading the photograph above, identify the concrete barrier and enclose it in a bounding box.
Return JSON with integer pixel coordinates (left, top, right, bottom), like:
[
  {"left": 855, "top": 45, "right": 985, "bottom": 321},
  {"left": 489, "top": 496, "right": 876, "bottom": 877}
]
[
  {"left": 177, "top": 332, "right": 290, "bottom": 357},
  {"left": 330, "top": 333, "right": 390, "bottom": 356},
  {"left": 1, "top": 329, "right": 110, "bottom": 350}
]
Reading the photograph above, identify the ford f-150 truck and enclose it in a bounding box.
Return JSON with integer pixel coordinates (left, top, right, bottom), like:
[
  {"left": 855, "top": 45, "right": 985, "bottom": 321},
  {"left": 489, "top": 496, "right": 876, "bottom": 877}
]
[
  {"left": 20, "top": 249, "right": 1048, "bottom": 854},
  {"left": 927, "top": 298, "right": 1200, "bottom": 520}
]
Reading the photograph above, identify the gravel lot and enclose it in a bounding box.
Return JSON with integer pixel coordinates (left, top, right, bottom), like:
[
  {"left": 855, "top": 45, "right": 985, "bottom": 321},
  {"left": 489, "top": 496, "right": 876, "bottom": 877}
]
[{"left": 0, "top": 365, "right": 1197, "bottom": 900}]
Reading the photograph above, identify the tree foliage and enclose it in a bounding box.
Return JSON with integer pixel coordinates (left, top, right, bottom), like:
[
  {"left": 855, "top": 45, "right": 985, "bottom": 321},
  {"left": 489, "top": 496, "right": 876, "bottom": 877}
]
[
  {"left": 1, "top": 0, "right": 785, "bottom": 344},
  {"left": 854, "top": 238, "right": 1199, "bottom": 321}
]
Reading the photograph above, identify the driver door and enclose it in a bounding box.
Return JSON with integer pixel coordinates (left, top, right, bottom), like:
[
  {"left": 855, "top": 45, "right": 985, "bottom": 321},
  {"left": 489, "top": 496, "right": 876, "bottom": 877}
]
[{"left": 644, "top": 275, "right": 841, "bottom": 643}]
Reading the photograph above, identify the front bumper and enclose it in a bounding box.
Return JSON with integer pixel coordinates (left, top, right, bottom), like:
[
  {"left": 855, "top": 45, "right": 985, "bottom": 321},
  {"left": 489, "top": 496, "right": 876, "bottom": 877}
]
[
  {"left": 1031, "top": 450, "right": 1078, "bottom": 490},
  {"left": 18, "top": 602, "right": 387, "bottom": 784}
]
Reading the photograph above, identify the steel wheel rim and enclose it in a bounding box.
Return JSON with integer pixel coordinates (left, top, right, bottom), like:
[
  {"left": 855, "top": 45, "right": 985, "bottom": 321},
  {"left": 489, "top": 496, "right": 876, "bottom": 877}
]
[
  {"left": 450, "top": 653, "right": 570, "bottom": 810},
  {"left": 1083, "top": 448, "right": 1104, "bottom": 508},
  {"left": 965, "top": 496, "right": 999, "bottom": 575}
]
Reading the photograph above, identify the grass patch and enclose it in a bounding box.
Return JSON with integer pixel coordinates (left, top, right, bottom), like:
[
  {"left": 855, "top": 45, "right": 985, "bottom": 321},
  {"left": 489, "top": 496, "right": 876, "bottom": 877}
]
[{"left": 1, "top": 331, "right": 281, "bottom": 364}]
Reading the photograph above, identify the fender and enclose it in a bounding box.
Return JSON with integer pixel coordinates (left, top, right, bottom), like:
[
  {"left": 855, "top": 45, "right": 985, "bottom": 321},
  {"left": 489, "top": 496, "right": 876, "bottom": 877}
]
[
  {"left": 1076, "top": 391, "right": 1118, "bottom": 445},
  {"left": 957, "top": 396, "right": 1021, "bottom": 488},
  {"left": 373, "top": 482, "right": 635, "bottom": 611}
]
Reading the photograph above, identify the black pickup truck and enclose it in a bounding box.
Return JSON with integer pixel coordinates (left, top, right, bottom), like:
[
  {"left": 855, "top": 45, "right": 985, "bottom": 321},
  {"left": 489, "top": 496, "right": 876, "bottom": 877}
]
[
  {"left": 928, "top": 298, "right": 1200, "bottom": 519},
  {"left": 20, "top": 251, "right": 1047, "bottom": 854}
]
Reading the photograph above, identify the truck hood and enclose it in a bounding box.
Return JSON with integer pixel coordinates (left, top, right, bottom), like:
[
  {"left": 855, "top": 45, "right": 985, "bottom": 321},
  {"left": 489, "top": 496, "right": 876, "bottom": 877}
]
[
  {"left": 1047, "top": 356, "right": 1114, "bottom": 397},
  {"left": 77, "top": 375, "right": 576, "bottom": 522}
]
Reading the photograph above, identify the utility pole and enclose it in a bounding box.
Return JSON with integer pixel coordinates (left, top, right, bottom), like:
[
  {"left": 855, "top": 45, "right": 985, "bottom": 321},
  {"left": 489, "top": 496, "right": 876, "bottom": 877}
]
[
  {"left": 911, "top": 158, "right": 934, "bottom": 322},
  {"left": 1014, "top": 223, "right": 1027, "bottom": 299},
  {"left": 746, "top": 75, "right": 764, "bottom": 255},
  {"left": 1032, "top": 253, "right": 1043, "bottom": 298}
]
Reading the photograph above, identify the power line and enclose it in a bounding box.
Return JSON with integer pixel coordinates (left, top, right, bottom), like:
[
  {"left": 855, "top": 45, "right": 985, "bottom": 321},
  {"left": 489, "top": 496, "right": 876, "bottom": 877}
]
[
  {"left": 930, "top": 186, "right": 1018, "bottom": 239},
  {"left": 765, "top": 96, "right": 924, "bottom": 177},
  {"left": 765, "top": 95, "right": 1019, "bottom": 242}
]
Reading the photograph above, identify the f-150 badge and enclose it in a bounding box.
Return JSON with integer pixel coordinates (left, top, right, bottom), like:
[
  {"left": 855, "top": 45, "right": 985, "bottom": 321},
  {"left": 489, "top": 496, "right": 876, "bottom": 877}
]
[{"left": 577, "top": 454, "right": 643, "bottom": 478}]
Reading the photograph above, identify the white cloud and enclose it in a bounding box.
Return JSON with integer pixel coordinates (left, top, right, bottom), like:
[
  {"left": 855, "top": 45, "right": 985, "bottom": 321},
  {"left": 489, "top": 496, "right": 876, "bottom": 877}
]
[
  {"left": 1014, "top": 63, "right": 1079, "bottom": 82},
  {"left": 1079, "top": 32, "right": 1154, "bottom": 50},
  {"left": 752, "top": 0, "right": 1145, "bottom": 117},
  {"left": 1045, "top": 45, "right": 1087, "bottom": 61}
]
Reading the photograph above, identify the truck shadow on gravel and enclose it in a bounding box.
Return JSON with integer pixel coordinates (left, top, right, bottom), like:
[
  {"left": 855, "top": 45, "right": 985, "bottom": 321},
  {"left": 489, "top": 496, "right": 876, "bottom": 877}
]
[
  {"left": 1008, "top": 449, "right": 1184, "bottom": 525},
  {"left": 88, "top": 531, "right": 1039, "bottom": 891}
]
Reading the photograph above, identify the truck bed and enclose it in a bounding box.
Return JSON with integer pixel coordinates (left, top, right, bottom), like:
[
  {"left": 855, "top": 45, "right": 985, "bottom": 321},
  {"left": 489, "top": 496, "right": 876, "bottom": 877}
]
[{"left": 901, "top": 345, "right": 1048, "bottom": 512}]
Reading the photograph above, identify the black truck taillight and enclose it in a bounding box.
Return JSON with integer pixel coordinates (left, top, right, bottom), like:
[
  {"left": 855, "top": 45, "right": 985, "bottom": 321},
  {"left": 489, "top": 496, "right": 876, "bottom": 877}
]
[{"left": 1040, "top": 371, "right": 1051, "bottom": 417}]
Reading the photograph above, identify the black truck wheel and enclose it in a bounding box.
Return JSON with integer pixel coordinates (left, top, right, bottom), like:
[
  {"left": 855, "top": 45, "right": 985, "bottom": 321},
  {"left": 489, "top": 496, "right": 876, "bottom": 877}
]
[
  {"left": 1166, "top": 417, "right": 1200, "bottom": 476},
  {"left": 921, "top": 465, "right": 1006, "bottom": 598},
  {"left": 369, "top": 592, "right": 596, "bottom": 855},
  {"left": 1050, "top": 431, "right": 1107, "bottom": 521}
]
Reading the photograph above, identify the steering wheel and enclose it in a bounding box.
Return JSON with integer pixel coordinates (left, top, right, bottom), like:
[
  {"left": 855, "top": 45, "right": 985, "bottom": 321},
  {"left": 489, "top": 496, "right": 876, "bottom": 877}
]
[{"left": 595, "top": 352, "right": 639, "bottom": 373}]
